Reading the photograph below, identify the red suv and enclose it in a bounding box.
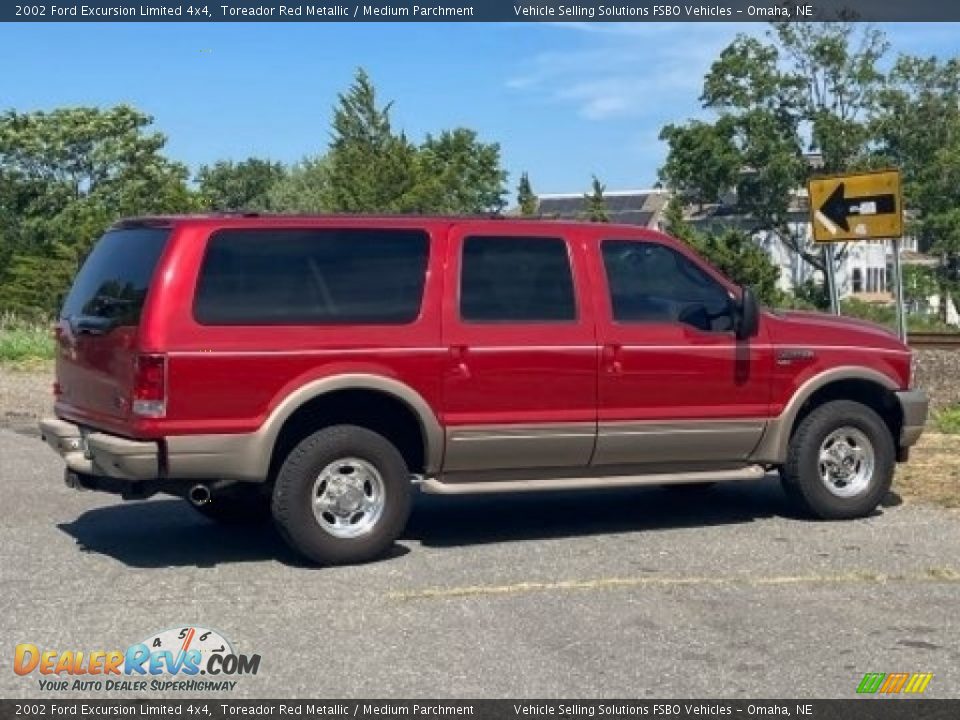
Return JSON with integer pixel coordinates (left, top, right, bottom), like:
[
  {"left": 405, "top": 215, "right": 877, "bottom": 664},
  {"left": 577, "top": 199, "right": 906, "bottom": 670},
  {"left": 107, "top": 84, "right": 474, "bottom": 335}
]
[{"left": 41, "top": 215, "right": 928, "bottom": 565}]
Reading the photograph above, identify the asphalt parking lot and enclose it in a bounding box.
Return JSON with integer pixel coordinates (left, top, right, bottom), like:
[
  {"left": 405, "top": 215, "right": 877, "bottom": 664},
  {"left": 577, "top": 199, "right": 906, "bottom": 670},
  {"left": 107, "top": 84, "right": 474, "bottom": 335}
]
[{"left": 2, "top": 426, "right": 959, "bottom": 699}]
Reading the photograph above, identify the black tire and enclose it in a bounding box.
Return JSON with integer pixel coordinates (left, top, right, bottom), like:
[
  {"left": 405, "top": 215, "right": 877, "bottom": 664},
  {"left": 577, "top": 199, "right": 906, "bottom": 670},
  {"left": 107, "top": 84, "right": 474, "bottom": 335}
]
[
  {"left": 190, "top": 484, "right": 271, "bottom": 525},
  {"left": 780, "top": 400, "right": 895, "bottom": 520},
  {"left": 271, "top": 425, "right": 411, "bottom": 565}
]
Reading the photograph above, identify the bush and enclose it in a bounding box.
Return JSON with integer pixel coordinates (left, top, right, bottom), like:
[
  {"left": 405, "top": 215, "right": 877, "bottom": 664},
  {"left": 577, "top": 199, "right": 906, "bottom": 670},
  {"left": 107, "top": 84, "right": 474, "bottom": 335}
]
[
  {"left": 934, "top": 406, "right": 960, "bottom": 434},
  {"left": 840, "top": 297, "right": 956, "bottom": 332}
]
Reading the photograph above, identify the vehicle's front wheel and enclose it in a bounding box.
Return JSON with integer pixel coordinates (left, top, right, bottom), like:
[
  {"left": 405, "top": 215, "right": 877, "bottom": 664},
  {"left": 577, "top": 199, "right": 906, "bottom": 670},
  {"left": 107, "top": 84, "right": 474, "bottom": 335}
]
[
  {"left": 271, "top": 425, "right": 412, "bottom": 565},
  {"left": 780, "top": 400, "right": 895, "bottom": 519}
]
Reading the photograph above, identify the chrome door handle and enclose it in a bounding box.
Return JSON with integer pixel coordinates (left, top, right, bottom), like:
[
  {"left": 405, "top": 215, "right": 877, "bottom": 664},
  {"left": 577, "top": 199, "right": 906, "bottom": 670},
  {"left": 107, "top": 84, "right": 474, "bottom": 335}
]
[
  {"left": 602, "top": 344, "right": 623, "bottom": 374},
  {"left": 451, "top": 345, "right": 470, "bottom": 378}
]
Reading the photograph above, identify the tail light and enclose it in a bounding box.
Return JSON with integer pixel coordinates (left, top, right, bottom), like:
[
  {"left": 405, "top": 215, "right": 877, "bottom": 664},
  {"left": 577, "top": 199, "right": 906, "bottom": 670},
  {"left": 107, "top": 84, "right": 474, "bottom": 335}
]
[{"left": 132, "top": 354, "right": 167, "bottom": 418}]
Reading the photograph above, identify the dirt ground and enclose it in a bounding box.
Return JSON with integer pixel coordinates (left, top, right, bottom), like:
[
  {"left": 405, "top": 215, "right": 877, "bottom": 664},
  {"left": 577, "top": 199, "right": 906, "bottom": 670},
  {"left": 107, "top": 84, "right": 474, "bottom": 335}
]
[{"left": 896, "top": 432, "right": 960, "bottom": 508}]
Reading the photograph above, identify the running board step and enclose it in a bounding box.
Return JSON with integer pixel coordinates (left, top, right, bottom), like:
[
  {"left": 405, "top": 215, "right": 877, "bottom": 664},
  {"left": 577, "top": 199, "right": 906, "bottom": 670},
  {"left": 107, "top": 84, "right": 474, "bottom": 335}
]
[{"left": 419, "top": 465, "right": 766, "bottom": 495}]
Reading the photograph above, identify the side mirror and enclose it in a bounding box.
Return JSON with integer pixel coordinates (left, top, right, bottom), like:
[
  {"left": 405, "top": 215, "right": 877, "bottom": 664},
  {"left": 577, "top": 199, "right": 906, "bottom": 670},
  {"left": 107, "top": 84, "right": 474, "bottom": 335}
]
[{"left": 735, "top": 286, "right": 759, "bottom": 340}]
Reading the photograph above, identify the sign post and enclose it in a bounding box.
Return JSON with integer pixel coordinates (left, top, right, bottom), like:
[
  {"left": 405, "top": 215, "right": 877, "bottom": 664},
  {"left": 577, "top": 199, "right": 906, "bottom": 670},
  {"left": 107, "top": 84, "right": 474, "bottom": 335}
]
[
  {"left": 891, "top": 238, "right": 907, "bottom": 341},
  {"left": 808, "top": 169, "right": 906, "bottom": 340},
  {"left": 824, "top": 244, "right": 840, "bottom": 315}
]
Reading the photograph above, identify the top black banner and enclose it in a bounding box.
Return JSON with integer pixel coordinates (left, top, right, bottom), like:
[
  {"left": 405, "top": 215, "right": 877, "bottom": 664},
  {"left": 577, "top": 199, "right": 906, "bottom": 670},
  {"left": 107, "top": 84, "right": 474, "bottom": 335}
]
[{"left": 3, "top": 0, "right": 960, "bottom": 22}]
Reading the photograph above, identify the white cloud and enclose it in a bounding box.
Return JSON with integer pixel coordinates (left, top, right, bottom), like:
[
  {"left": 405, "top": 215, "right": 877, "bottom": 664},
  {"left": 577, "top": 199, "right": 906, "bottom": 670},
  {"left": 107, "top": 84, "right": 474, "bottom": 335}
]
[{"left": 507, "top": 22, "right": 758, "bottom": 120}]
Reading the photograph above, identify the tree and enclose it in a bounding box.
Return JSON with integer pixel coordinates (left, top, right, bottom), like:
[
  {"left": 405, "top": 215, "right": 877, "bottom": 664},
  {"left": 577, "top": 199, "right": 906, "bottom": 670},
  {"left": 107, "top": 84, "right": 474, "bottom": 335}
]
[
  {"left": 901, "top": 265, "right": 939, "bottom": 312},
  {"left": 516, "top": 172, "right": 538, "bottom": 216},
  {"left": 0, "top": 105, "right": 194, "bottom": 219},
  {"left": 0, "top": 242, "right": 78, "bottom": 319},
  {"left": 871, "top": 56, "right": 960, "bottom": 319},
  {"left": 263, "top": 156, "right": 331, "bottom": 213},
  {"left": 659, "top": 118, "right": 739, "bottom": 209},
  {"left": 322, "top": 70, "right": 507, "bottom": 215},
  {"left": 583, "top": 175, "right": 609, "bottom": 222},
  {"left": 196, "top": 158, "right": 286, "bottom": 211},
  {"left": 418, "top": 128, "right": 506, "bottom": 213},
  {"left": 660, "top": 22, "right": 889, "bottom": 281},
  {"left": 0, "top": 105, "right": 195, "bottom": 315},
  {"left": 662, "top": 198, "right": 782, "bottom": 305},
  {"left": 322, "top": 69, "right": 422, "bottom": 213}
]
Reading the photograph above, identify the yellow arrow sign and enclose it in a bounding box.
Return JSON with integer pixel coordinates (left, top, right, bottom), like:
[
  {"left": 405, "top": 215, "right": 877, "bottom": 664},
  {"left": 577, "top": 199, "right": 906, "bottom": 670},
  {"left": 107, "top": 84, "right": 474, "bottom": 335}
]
[{"left": 808, "top": 169, "right": 903, "bottom": 243}]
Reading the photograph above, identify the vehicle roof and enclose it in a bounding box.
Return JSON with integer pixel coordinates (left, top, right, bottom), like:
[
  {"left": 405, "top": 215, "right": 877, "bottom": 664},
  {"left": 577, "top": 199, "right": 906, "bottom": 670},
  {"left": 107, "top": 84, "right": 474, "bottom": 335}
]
[
  {"left": 110, "top": 214, "right": 735, "bottom": 292},
  {"left": 112, "top": 213, "right": 677, "bottom": 241}
]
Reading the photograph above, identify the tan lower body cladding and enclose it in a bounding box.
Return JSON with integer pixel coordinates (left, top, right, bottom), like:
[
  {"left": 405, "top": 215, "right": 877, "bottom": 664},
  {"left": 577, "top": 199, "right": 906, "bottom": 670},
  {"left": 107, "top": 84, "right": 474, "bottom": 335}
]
[{"left": 443, "top": 418, "right": 766, "bottom": 473}]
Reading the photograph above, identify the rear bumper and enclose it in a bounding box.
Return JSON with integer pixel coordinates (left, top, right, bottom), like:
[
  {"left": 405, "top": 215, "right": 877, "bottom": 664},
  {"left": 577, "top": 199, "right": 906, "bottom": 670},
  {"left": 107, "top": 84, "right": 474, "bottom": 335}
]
[
  {"left": 39, "top": 417, "right": 268, "bottom": 487},
  {"left": 39, "top": 417, "right": 159, "bottom": 480},
  {"left": 896, "top": 389, "right": 929, "bottom": 448}
]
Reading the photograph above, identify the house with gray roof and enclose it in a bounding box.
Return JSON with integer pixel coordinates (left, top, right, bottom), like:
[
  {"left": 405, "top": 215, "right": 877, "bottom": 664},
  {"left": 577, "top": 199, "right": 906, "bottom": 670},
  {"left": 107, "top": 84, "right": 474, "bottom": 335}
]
[{"left": 530, "top": 189, "right": 670, "bottom": 228}]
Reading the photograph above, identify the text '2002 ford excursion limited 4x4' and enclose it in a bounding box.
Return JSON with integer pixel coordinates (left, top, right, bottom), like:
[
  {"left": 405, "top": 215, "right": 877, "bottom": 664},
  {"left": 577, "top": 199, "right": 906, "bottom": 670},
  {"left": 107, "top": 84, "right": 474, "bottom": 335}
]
[{"left": 40, "top": 215, "right": 928, "bottom": 565}]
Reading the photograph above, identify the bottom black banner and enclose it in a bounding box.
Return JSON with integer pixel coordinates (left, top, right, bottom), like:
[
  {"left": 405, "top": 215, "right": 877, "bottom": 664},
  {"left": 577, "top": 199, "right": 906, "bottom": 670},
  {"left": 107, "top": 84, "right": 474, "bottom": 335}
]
[{"left": 0, "top": 700, "right": 957, "bottom": 720}]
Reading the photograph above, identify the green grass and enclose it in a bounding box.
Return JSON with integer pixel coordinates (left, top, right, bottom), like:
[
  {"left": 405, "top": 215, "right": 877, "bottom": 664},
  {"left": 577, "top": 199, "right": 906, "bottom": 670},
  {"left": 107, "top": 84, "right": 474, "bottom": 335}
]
[
  {"left": 934, "top": 406, "right": 960, "bottom": 435},
  {"left": 839, "top": 298, "right": 958, "bottom": 332},
  {"left": 0, "top": 313, "right": 55, "bottom": 365}
]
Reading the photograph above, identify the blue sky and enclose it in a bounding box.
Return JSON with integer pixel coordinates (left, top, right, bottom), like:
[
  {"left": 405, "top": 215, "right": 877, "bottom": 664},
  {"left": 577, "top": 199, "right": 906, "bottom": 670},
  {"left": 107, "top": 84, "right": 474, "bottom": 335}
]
[{"left": 1, "top": 22, "right": 957, "bottom": 195}]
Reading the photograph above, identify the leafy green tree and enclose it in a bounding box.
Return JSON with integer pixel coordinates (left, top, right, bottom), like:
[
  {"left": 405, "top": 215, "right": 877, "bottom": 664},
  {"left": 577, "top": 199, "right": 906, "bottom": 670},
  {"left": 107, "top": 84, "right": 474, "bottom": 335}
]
[
  {"left": 322, "top": 71, "right": 507, "bottom": 215},
  {"left": 871, "top": 56, "right": 960, "bottom": 318},
  {"left": 196, "top": 158, "right": 286, "bottom": 211},
  {"left": 0, "top": 242, "right": 78, "bottom": 319},
  {"left": 263, "top": 156, "right": 331, "bottom": 213},
  {"left": 663, "top": 199, "right": 782, "bottom": 305},
  {"left": 659, "top": 118, "right": 739, "bottom": 210},
  {"left": 322, "top": 69, "right": 422, "bottom": 213},
  {"left": 516, "top": 172, "right": 538, "bottom": 216},
  {"left": 0, "top": 105, "right": 195, "bottom": 315},
  {"left": 583, "top": 175, "right": 609, "bottom": 222},
  {"left": 901, "top": 265, "right": 939, "bottom": 311},
  {"left": 418, "top": 128, "right": 506, "bottom": 213},
  {"left": 660, "top": 22, "right": 889, "bottom": 281},
  {"left": 0, "top": 105, "right": 194, "bottom": 216}
]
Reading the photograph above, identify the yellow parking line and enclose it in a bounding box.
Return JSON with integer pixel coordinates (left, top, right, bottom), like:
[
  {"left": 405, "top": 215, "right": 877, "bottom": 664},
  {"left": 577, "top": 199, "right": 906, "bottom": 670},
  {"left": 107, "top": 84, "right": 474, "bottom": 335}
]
[{"left": 388, "top": 567, "right": 960, "bottom": 601}]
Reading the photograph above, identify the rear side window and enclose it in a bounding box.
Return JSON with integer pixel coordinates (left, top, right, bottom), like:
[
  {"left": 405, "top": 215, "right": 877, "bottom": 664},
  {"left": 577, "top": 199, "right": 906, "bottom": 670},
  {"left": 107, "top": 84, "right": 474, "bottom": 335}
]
[
  {"left": 194, "top": 228, "right": 429, "bottom": 325},
  {"left": 460, "top": 236, "right": 576, "bottom": 323},
  {"left": 60, "top": 227, "right": 170, "bottom": 327}
]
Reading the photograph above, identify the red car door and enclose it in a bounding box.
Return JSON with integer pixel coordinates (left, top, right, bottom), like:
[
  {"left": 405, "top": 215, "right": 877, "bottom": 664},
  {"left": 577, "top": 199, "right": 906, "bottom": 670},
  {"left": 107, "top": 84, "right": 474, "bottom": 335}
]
[
  {"left": 588, "top": 234, "right": 774, "bottom": 468},
  {"left": 440, "top": 223, "right": 598, "bottom": 474}
]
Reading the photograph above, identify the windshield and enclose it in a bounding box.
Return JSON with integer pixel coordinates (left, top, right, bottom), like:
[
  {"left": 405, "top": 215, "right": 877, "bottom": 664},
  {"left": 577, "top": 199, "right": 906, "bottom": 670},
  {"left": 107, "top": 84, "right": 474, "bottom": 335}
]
[{"left": 60, "top": 227, "right": 170, "bottom": 329}]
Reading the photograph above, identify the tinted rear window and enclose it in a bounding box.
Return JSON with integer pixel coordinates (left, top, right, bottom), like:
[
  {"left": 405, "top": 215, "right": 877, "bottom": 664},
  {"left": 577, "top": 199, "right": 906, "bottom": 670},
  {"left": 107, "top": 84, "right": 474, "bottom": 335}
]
[
  {"left": 194, "top": 228, "right": 430, "bottom": 325},
  {"left": 60, "top": 227, "right": 170, "bottom": 327}
]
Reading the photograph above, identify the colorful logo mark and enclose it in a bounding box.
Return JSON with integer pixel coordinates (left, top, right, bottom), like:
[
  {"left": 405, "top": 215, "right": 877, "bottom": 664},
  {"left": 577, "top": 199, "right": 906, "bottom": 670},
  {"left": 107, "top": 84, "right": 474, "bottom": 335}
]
[
  {"left": 857, "top": 672, "right": 933, "bottom": 695},
  {"left": 14, "top": 626, "right": 260, "bottom": 677}
]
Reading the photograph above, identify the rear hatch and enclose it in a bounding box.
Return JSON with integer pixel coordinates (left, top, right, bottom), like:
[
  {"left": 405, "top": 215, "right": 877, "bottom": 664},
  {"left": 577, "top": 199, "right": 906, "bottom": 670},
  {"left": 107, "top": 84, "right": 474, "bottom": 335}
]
[{"left": 55, "top": 226, "right": 171, "bottom": 435}]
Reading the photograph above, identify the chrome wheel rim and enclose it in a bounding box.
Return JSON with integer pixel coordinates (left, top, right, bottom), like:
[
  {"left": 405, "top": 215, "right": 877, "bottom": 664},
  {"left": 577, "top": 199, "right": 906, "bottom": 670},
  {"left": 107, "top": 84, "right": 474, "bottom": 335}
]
[
  {"left": 818, "top": 427, "right": 875, "bottom": 498},
  {"left": 311, "top": 457, "right": 385, "bottom": 539}
]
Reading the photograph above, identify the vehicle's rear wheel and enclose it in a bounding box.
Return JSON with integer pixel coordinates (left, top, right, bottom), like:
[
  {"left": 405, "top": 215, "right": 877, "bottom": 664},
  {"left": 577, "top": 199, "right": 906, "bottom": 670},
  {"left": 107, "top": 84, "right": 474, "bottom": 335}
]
[
  {"left": 271, "top": 425, "right": 411, "bottom": 565},
  {"left": 780, "top": 400, "right": 895, "bottom": 519},
  {"left": 190, "top": 483, "right": 271, "bottom": 525}
]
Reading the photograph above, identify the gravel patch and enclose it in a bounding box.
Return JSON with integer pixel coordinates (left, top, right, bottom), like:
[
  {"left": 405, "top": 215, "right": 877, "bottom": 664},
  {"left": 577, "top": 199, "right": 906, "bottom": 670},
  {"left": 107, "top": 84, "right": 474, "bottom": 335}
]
[
  {"left": 912, "top": 349, "right": 960, "bottom": 411},
  {"left": 0, "top": 364, "right": 53, "bottom": 432}
]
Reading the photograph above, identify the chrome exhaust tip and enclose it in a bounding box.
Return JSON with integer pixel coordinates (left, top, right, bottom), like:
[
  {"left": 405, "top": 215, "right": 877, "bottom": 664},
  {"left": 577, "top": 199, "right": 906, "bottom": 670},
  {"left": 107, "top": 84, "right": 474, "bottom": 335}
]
[
  {"left": 65, "top": 471, "right": 83, "bottom": 490},
  {"left": 188, "top": 484, "right": 211, "bottom": 506}
]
